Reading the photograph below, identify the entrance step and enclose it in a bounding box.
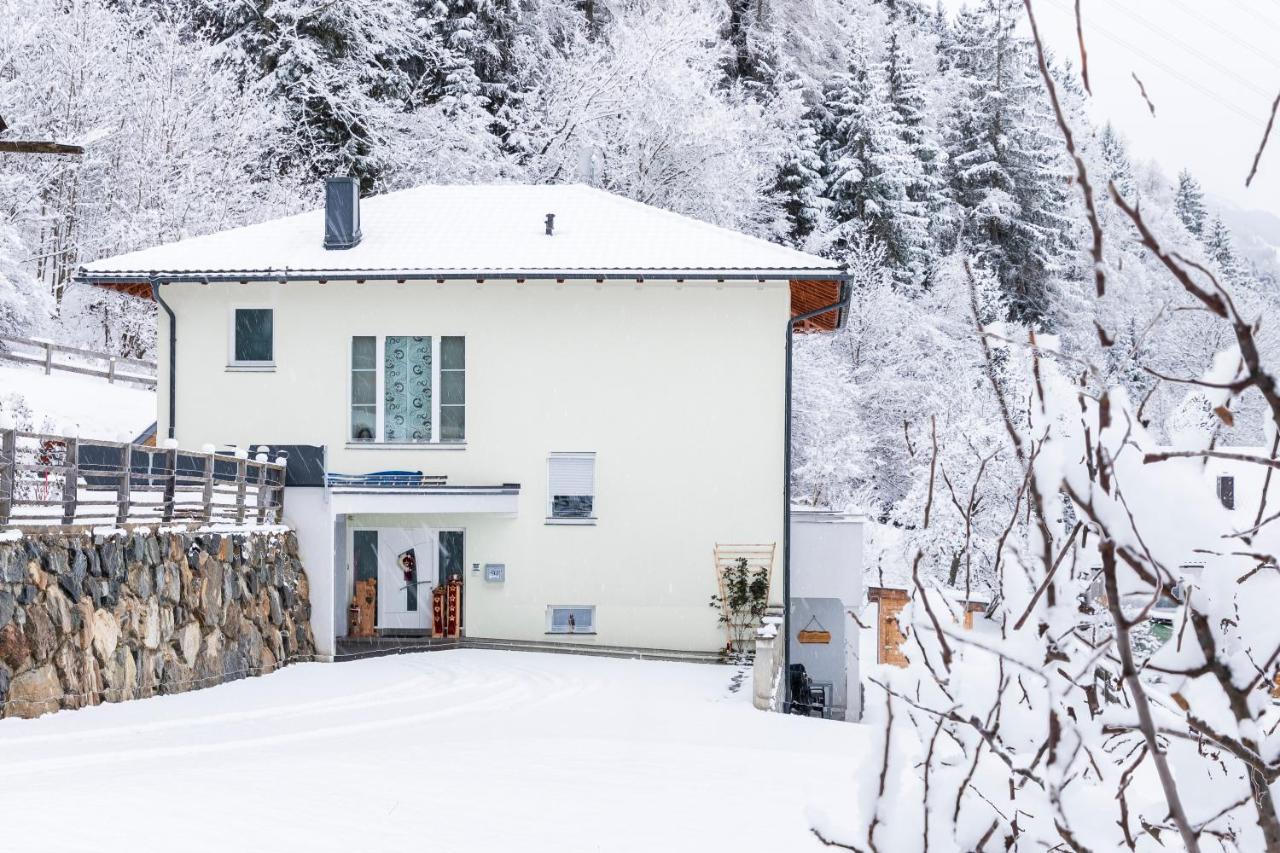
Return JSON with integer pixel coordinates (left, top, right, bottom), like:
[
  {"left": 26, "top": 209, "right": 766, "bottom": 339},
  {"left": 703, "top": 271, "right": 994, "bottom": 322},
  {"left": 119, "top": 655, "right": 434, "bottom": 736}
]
[{"left": 333, "top": 636, "right": 723, "bottom": 665}]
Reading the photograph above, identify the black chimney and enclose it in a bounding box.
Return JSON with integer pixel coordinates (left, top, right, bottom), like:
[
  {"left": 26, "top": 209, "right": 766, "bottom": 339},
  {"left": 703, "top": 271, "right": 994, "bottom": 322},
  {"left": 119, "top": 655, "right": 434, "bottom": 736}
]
[
  {"left": 545, "top": 213, "right": 555, "bottom": 236},
  {"left": 324, "top": 177, "right": 362, "bottom": 249}
]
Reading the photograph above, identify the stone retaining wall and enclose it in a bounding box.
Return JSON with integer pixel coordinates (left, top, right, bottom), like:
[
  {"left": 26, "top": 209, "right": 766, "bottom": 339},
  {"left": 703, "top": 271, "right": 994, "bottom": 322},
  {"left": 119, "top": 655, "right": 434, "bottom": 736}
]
[{"left": 0, "top": 528, "right": 316, "bottom": 719}]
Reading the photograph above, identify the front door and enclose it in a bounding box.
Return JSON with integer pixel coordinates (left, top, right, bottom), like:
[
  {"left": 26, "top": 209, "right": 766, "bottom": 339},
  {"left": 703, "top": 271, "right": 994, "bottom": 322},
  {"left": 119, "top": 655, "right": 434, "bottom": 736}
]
[{"left": 375, "top": 528, "right": 431, "bottom": 632}]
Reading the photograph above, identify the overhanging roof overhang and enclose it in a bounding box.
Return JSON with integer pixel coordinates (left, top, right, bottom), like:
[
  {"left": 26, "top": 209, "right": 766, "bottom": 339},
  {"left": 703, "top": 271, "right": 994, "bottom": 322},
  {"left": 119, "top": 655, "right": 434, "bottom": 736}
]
[{"left": 80, "top": 268, "right": 849, "bottom": 331}]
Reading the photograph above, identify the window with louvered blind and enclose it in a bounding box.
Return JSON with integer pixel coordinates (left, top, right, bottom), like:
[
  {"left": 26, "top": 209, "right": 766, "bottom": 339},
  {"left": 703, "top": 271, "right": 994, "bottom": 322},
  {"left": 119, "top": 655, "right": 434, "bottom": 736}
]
[{"left": 548, "top": 452, "right": 596, "bottom": 521}]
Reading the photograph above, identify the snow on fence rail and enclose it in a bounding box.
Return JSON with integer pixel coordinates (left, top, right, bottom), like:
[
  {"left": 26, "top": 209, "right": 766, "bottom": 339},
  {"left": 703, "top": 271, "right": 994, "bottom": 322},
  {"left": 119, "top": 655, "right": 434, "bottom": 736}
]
[
  {"left": 0, "top": 429, "right": 285, "bottom": 528},
  {"left": 0, "top": 334, "right": 157, "bottom": 388}
]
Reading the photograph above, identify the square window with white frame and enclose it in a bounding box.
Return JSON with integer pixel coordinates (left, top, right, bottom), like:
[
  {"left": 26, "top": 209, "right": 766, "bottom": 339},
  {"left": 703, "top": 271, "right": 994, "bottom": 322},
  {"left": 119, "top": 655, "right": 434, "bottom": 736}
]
[
  {"left": 548, "top": 452, "right": 596, "bottom": 520},
  {"left": 349, "top": 335, "right": 465, "bottom": 444},
  {"left": 230, "top": 308, "right": 274, "bottom": 366},
  {"left": 547, "top": 605, "right": 595, "bottom": 634}
]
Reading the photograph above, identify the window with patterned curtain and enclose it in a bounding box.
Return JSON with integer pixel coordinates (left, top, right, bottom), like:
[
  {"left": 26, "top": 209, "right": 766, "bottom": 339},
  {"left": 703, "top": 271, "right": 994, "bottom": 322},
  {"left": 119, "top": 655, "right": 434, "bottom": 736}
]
[{"left": 384, "top": 336, "right": 432, "bottom": 442}]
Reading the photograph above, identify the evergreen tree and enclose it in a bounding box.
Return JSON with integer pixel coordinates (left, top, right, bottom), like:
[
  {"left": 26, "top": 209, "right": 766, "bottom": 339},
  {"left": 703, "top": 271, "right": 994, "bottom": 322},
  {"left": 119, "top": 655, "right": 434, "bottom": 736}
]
[
  {"left": 931, "top": 2, "right": 955, "bottom": 72},
  {"left": 1174, "top": 169, "right": 1208, "bottom": 238},
  {"left": 1205, "top": 215, "right": 1244, "bottom": 283},
  {"left": 941, "top": 0, "right": 1071, "bottom": 324},
  {"left": 193, "top": 0, "right": 430, "bottom": 189},
  {"left": 817, "top": 40, "right": 930, "bottom": 285},
  {"left": 407, "top": 0, "right": 533, "bottom": 160},
  {"left": 1097, "top": 123, "right": 1136, "bottom": 201},
  {"left": 774, "top": 107, "right": 828, "bottom": 246},
  {"left": 883, "top": 32, "right": 948, "bottom": 241}
]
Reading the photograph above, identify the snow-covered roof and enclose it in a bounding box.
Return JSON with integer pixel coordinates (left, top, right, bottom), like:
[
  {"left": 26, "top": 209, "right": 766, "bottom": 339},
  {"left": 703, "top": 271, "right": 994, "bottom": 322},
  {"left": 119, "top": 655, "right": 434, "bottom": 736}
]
[{"left": 78, "top": 184, "right": 842, "bottom": 281}]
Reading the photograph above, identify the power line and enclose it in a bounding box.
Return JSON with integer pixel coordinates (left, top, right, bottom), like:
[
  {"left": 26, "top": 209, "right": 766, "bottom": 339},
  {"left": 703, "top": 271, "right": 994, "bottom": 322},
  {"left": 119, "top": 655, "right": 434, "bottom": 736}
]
[
  {"left": 1092, "top": 0, "right": 1279, "bottom": 96},
  {"left": 1219, "top": 0, "right": 1280, "bottom": 32},
  {"left": 1041, "top": 0, "right": 1265, "bottom": 128},
  {"left": 1164, "top": 0, "right": 1280, "bottom": 72}
]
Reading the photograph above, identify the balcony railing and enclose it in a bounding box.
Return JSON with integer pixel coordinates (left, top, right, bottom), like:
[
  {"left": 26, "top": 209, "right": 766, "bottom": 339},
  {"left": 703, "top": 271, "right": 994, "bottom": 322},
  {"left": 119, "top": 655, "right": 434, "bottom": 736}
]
[{"left": 0, "top": 429, "right": 286, "bottom": 528}]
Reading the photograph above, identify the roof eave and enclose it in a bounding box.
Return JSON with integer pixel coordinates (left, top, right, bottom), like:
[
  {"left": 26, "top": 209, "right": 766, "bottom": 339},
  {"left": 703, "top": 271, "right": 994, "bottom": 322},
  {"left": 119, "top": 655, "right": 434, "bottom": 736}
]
[{"left": 77, "top": 267, "right": 848, "bottom": 284}]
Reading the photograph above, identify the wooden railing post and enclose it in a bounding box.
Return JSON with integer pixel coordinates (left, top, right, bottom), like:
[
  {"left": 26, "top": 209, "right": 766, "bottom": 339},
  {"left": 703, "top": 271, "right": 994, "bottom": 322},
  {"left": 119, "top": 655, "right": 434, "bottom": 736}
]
[
  {"left": 162, "top": 445, "right": 177, "bottom": 523},
  {"left": 273, "top": 451, "right": 288, "bottom": 524},
  {"left": 201, "top": 452, "right": 215, "bottom": 523},
  {"left": 117, "top": 442, "right": 132, "bottom": 526},
  {"left": 61, "top": 437, "right": 78, "bottom": 525},
  {"left": 254, "top": 462, "right": 268, "bottom": 525},
  {"left": 107, "top": 356, "right": 117, "bottom": 384},
  {"left": 235, "top": 456, "right": 248, "bottom": 524},
  {"left": 43, "top": 342, "right": 52, "bottom": 375},
  {"left": 0, "top": 428, "right": 14, "bottom": 525}
]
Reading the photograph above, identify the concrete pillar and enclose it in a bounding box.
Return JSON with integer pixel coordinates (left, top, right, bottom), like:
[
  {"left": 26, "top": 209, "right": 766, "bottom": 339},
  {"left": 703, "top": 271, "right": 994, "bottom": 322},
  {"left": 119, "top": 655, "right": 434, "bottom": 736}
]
[{"left": 753, "top": 616, "right": 784, "bottom": 711}]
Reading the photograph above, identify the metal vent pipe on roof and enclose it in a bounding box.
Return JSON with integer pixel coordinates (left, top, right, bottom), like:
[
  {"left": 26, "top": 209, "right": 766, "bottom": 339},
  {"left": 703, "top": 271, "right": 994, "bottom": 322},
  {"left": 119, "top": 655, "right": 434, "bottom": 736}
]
[
  {"left": 545, "top": 213, "right": 555, "bottom": 236},
  {"left": 324, "top": 177, "right": 362, "bottom": 249}
]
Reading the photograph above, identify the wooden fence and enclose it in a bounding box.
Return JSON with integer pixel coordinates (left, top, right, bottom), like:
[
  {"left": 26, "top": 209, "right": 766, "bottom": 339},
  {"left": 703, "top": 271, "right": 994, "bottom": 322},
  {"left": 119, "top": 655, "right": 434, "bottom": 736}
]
[
  {"left": 0, "top": 429, "right": 286, "bottom": 528},
  {"left": 0, "top": 334, "right": 157, "bottom": 388}
]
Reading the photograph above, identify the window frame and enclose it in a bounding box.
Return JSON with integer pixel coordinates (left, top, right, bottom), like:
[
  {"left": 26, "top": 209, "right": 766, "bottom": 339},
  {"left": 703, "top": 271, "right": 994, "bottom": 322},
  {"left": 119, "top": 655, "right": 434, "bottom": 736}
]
[
  {"left": 345, "top": 334, "right": 466, "bottom": 446},
  {"left": 546, "top": 452, "right": 597, "bottom": 524},
  {"left": 546, "top": 605, "right": 596, "bottom": 635},
  {"left": 228, "top": 306, "right": 275, "bottom": 369},
  {"left": 1217, "top": 475, "right": 1236, "bottom": 510}
]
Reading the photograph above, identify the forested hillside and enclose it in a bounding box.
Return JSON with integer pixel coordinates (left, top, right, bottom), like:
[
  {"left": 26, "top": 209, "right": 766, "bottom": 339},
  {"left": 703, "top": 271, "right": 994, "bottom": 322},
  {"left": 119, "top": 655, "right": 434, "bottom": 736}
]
[{"left": 2, "top": 0, "right": 1275, "bottom": 598}]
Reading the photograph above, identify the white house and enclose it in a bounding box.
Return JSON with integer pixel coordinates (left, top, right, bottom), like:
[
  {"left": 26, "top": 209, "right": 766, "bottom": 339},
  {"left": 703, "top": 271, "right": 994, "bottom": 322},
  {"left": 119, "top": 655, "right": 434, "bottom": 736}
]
[{"left": 76, "top": 180, "right": 847, "bottom": 660}]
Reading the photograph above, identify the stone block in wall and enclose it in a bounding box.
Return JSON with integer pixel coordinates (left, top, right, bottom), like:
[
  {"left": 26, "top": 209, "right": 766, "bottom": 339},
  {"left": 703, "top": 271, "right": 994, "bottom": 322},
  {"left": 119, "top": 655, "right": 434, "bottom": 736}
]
[
  {"left": 0, "top": 529, "right": 316, "bottom": 720},
  {"left": 6, "top": 664, "right": 62, "bottom": 718}
]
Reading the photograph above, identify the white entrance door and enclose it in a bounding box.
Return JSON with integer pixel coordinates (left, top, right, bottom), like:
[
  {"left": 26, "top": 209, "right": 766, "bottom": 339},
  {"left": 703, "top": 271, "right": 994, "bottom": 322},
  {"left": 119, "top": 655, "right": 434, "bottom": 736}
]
[{"left": 375, "top": 528, "right": 433, "bottom": 632}]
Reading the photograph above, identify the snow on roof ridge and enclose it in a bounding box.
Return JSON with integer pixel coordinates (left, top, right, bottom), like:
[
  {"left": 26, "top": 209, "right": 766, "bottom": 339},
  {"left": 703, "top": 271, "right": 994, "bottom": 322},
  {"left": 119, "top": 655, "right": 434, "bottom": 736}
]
[
  {"left": 558, "top": 183, "right": 840, "bottom": 269},
  {"left": 79, "top": 182, "right": 841, "bottom": 277}
]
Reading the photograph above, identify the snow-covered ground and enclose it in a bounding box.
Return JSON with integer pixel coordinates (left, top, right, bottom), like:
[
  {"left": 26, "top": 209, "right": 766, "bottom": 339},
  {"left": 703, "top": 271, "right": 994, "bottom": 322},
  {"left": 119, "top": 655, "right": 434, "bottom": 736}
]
[
  {"left": 0, "top": 650, "right": 869, "bottom": 852},
  {"left": 0, "top": 362, "right": 155, "bottom": 439}
]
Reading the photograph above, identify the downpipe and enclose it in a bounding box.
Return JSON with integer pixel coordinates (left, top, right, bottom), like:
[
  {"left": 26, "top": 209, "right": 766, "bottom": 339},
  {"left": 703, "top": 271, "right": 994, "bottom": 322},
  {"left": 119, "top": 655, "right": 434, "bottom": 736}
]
[{"left": 782, "top": 279, "right": 850, "bottom": 713}]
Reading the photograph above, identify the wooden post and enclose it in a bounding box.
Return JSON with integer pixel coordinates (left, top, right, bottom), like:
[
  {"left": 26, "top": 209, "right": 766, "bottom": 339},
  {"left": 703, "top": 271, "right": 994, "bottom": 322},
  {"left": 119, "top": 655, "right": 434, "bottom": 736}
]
[
  {"left": 161, "top": 445, "right": 177, "bottom": 523},
  {"left": 61, "top": 437, "right": 78, "bottom": 525},
  {"left": 201, "top": 452, "right": 215, "bottom": 523},
  {"left": 274, "top": 460, "right": 287, "bottom": 524},
  {"left": 43, "top": 343, "right": 52, "bottom": 375},
  {"left": 107, "top": 357, "right": 117, "bottom": 384},
  {"left": 235, "top": 457, "right": 248, "bottom": 524},
  {"left": 117, "top": 442, "right": 132, "bottom": 526},
  {"left": 0, "top": 428, "right": 14, "bottom": 525},
  {"left": 255, "top": 462, "right": 268, "bottom": 525}
]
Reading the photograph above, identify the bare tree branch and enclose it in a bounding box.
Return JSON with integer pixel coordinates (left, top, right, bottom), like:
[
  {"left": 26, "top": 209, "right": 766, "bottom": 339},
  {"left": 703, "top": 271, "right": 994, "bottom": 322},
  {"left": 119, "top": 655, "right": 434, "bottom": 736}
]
[
  {"left": 1131, "top": 72, "right": 1157, "bottom": 117},
  {"left": 1246, "top": 90, "right": 1279, "bottom": 188}
]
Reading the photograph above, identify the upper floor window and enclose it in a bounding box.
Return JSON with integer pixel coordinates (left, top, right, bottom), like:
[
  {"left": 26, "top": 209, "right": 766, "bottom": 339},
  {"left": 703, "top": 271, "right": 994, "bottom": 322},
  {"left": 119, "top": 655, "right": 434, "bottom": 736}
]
[
  {"left": 1218, "top": 475, "right": 1235, "bottom": 510},
  {"left": 231, "top": 308, "right": 273, "bottom": 366},
  {"left": 349, "top": 335, "right": 464, "bottom": 444},
  {"left": 548, "top": 452, "right": 596, "bottom": 521}
]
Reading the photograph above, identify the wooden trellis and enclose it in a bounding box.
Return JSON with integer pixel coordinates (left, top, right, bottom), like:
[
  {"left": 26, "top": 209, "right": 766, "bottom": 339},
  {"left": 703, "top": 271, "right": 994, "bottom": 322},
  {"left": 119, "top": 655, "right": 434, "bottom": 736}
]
[{"left": 712, "top": 543, "right": 776, "bottom": 650}]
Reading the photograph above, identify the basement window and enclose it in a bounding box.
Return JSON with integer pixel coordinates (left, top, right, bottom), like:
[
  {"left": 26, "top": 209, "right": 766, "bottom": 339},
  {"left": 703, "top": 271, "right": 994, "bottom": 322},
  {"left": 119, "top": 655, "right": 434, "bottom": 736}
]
[
  {"left": 547, "top": 606, "right": 595, "bottom": 635},
  {"left": 230, "top": 308, "right": 274, "bottom": 367}
]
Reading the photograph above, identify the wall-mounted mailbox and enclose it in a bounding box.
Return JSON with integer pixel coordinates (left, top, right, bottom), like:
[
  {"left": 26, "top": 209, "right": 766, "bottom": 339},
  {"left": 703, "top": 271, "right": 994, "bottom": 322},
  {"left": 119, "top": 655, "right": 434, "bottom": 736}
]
[{"left": 485, "top": 563, "right": 506, "bottom": 583}]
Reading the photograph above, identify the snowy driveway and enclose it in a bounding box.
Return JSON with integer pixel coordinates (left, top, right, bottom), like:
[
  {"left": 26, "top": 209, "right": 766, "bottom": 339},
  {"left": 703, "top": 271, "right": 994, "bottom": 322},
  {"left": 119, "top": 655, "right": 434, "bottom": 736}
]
[{"left": 0, "top": 650, "right": 868, "bottom": 852}]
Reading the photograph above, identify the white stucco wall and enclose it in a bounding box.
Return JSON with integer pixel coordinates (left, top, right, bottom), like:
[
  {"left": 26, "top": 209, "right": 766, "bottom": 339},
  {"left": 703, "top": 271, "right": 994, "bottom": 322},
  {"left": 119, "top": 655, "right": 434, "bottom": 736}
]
[
  {"left": 282, "top": 486, "right": 336, "bottom": 659},
  {"left": 789, "top": 510, "right": 864, "bottom": 721},
  {"left": 158, "top": 279, "right": 791, "bottom": 652}
]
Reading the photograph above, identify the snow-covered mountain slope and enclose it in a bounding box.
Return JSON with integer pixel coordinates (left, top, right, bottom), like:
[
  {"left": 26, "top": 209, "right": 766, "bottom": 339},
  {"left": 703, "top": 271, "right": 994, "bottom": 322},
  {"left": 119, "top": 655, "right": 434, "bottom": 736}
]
[
  {"left": 0, "top": 363, "right": 155, "bottom": 440},
  {"left": 1215, "top": 199, "right": 1280, "bottom": 281}
]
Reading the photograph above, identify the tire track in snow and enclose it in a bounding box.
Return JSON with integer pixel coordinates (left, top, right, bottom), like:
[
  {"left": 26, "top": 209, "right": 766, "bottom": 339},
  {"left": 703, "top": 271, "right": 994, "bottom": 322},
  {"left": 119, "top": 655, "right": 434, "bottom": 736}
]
[{"left": 0, "top": 663, "right": 539, "bottom": 777}]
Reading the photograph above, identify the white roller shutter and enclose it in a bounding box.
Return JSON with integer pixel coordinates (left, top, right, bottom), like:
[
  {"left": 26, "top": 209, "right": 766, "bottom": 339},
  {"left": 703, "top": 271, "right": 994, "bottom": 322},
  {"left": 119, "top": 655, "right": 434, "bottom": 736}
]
[{"left": 548, "top": 453, "right": 596, "bottom": 518}]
